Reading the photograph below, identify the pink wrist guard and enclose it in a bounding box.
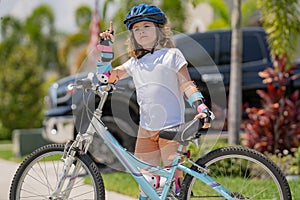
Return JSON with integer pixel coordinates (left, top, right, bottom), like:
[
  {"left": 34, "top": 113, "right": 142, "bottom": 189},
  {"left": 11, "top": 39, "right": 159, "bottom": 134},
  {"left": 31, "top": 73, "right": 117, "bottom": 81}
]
[
  {"left": 96, "top": 44, "right": 113, "bottom": 52},
  {"left": 197, "top": 103, "right": 208, "bottom": 113}
]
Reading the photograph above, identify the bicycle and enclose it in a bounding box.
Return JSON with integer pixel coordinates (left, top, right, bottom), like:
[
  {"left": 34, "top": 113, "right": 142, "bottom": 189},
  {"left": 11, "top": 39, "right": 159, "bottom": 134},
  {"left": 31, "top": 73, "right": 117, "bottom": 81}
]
[{"left": 10, "top": 74, "right": 292, "bottom": 200}]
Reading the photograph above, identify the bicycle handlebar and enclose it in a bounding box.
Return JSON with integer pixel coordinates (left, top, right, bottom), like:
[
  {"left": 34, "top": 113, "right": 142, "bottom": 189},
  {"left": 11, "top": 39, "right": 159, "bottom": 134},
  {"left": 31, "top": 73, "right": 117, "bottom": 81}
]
[{"left": 69, "top": 73, "right": 116, "bottom": 98}]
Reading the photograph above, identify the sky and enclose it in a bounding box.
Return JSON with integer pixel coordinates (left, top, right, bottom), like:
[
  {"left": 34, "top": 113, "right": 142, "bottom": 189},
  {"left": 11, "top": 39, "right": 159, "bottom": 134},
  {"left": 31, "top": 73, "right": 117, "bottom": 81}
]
[{"left": 0, "top": 0, "right": 98, "bottom": 33}]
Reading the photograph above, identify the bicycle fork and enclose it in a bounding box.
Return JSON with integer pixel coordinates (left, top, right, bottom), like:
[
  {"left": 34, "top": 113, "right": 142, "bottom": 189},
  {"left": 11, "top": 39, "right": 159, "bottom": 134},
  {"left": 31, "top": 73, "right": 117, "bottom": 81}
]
[{"left": 50, "top": 140, "right": 82, "bottom": 200}]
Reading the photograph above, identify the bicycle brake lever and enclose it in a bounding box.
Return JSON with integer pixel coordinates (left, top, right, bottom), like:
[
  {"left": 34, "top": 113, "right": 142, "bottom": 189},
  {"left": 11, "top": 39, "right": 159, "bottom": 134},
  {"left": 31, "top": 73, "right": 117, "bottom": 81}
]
[{"left": 76, "top": 78, "right": 93, "bottom": 89}]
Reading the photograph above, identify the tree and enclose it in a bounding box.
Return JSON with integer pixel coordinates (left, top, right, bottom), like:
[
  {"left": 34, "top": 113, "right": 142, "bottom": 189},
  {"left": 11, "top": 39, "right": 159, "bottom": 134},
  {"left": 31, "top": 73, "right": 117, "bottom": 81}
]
[
  {"left": 160, "top": 0, "right": 186, "bottom": 32},
  {"left": 228, "top": 0, "right": 242, "bottom": 145},
  {"left": 75, "top": 5, "right": 92, "bottom": 32},
  {"left": 191, "top": 0, "right": 230, "bottom": 29},
  {"left": 241, "top": 0, "right": 259, "bottom": 27},
  {"left": 189, "top": 0, "right": 258, "bottom": 30},
  {"left": 0, "top": 6, "right": 58, "bottom": 139},
  {"left": 0, "top": 44, "right": 44, "bottom": 139},
  {"left": 1, "top": 16, "right": 23, "bottom": 41},
  {"left": 58, "top": 5, "right": 92, "bottom": 73},
  {"left": 25, "top": 5, "right": 61, "bottom": 72}
]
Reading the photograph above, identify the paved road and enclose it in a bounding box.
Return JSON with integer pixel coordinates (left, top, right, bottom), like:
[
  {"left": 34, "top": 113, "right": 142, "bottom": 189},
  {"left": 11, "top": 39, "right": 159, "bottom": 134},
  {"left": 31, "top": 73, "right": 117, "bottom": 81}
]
[{"left": 0, "top": 159, "right": 135, "bottom": 200}]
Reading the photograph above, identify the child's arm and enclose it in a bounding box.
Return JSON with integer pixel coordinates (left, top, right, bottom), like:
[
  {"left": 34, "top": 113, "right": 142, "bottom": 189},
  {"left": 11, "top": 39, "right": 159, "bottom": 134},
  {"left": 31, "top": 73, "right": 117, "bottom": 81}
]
[
  {"left": 108, "top": 65, "right": 129, "bottom": 84},
  {"left": 177, "top": 65, "right": 214, "bottom": 128},
  {"left": 96, "top": 21, "right": 128, "bottom": 84}
]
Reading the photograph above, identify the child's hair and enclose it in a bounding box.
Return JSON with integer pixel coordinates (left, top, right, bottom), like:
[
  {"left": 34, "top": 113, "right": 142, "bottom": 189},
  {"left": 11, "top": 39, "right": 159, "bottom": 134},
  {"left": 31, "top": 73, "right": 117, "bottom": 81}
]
[{"left": 127, "top": 22, "right": 175, "bottom": 58}]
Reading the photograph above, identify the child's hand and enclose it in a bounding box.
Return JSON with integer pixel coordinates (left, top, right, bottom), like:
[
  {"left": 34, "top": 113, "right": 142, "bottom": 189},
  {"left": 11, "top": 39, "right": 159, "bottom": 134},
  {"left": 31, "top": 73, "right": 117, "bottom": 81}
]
[
  {"left": 99, "top": 21, "right": 114, "bottom": 42},
  {"left": 194, "top": 104, "right": 215, "bottom": 129},
  {"left": 97, "top": 21, "right": 114, "bottom": 63}
]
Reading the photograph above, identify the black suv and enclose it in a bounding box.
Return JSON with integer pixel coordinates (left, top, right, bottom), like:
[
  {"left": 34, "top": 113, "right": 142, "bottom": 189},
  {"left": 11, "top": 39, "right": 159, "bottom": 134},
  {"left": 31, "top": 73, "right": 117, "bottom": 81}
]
[{"left": 43, "top": 27, "right": 300, "bottom": 167}]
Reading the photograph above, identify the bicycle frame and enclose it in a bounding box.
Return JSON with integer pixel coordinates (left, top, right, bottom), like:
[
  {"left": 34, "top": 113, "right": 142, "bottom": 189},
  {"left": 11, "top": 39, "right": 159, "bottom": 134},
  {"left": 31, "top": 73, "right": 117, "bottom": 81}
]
[
  {"left": 91, "top": 123, "right": 234, "bottom": 199},
  {"left": 60, "top": 83, "right": 235, "bottom": 200}
]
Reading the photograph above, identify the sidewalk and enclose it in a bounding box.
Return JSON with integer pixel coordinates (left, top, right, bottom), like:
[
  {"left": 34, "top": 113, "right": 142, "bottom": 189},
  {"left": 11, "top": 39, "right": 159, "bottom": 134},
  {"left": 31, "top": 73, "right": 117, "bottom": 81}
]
[{"left": 0, "top": 158, "right": 135, "bottom": 200}]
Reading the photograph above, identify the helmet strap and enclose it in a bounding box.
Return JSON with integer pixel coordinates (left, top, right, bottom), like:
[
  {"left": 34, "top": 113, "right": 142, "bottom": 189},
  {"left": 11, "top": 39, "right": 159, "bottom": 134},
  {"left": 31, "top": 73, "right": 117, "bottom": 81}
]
[
  {"left": 150, "top": 26, "right": 160, "bottom": 54},
  {"left": 150, "top": 40, "right": 158, "bottom": 54},
  {"left": 137, "top": 49, "right": 151, "bottom": 59}
]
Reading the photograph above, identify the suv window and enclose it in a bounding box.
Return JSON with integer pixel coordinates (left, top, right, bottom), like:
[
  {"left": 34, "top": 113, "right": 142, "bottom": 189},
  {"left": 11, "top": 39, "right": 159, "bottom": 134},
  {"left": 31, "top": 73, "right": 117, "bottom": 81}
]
[
  {"left": 242, "top": 34, "right": 264, "bottom": 63},
  {"left": 194, "top": 35, "right": 217, "bottom": 64},
  {"left": 217, "top": 32, "right": 265, "bottom": 66},
  {"left": 176, "top": 33, "right": 217, "bottom": 67},
  {"left": 218, "top": 33, "right": 231, "bottom": 66}
]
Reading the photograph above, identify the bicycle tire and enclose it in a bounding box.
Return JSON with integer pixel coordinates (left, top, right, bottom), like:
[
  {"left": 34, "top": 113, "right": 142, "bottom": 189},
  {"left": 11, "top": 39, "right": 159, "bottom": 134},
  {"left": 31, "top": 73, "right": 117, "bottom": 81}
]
[
  {"left": 10, "top": 144, "right": 105, "bottom": 200},
  {"left": 180, "top": 146, "right": 291, "bottom": 200}
]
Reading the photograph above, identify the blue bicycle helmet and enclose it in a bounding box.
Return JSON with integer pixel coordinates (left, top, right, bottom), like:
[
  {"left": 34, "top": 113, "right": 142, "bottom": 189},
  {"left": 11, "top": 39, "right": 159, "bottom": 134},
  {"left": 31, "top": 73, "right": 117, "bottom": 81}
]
[{"left": 124, "top": 4, "right": 167, "bottom": 30}]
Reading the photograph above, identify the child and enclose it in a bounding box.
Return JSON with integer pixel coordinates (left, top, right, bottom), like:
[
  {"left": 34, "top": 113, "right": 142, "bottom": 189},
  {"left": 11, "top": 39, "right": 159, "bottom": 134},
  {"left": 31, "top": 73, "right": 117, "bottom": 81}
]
[{"left": 97, "top": 4, "right": 213, "bottom": 199}]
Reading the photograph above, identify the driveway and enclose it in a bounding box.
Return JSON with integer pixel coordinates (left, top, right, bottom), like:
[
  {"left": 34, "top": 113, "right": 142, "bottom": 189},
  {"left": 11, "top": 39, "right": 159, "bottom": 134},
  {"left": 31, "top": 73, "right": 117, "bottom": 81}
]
[
  {"left": 0, "top": 159, "right": 135, "bottom": 200},
  {"left": 0, "top": 159, "right": 18, "bottom": 200}
]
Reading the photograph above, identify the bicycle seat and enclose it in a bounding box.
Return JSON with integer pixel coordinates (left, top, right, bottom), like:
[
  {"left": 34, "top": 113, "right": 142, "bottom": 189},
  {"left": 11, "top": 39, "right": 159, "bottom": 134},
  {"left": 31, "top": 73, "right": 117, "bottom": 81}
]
[{"left": 159, "top": 119, "right": 204, "bottom": 145}]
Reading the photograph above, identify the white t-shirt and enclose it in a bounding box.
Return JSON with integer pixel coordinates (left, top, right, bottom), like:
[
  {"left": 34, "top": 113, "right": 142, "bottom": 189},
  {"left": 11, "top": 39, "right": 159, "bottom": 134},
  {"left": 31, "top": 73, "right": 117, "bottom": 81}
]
[{"left": 123, "top": 48, "right": 188, "bottom": 131}]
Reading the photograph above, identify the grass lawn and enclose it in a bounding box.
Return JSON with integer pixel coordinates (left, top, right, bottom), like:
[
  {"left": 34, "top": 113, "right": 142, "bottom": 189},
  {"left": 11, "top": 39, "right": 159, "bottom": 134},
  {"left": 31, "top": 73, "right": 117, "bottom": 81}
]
[
  {"left": 289, "top": 179, "right": 300, "bottom": 199},
  {"left": 0, "top": 149, "right": 15, "bottom": 160},
  {"left": 101, "top": 172, "right": 139, "bottom": 198},
  {"left": 99, "top": 172, "right": 300, "bottom": 198},
  {"left": 0, "top": 140, "right": 11, "bottom": 144},
  {"left": 0, "top": 142, "right": 24, "bottom": 162}
]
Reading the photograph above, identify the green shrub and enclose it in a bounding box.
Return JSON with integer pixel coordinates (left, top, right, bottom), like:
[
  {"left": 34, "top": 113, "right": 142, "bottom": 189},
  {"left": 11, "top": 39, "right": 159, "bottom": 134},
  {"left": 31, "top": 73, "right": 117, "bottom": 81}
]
[
  {"left": 0, "top": 44, "right": 45, "bottom": 140},
  {"left": 268, "top": 147, "right": 300, "bottom": 175}
]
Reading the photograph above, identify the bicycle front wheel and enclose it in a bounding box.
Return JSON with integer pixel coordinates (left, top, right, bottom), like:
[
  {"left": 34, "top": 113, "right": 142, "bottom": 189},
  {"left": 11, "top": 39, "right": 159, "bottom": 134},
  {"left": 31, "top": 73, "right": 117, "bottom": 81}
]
[
  {"left": 10, "top": 144, "right": 105, "bottom": 200},
  {"left": 180, "top": 146, "right": 291, "bottom": 199}
]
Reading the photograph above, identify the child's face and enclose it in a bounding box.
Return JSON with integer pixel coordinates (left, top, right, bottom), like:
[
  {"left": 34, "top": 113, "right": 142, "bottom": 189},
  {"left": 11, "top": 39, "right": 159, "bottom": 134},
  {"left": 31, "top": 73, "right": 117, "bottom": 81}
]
[{"left": 132, "top": 21, "right": 157, "bottom": 50}]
